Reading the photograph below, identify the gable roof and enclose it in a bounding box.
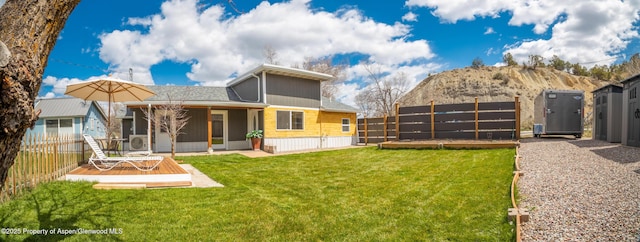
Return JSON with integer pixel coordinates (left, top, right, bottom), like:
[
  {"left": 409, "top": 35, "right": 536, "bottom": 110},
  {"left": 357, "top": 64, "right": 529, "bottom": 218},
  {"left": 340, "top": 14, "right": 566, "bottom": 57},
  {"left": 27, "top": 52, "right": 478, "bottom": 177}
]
[
  {"left": 591, "top": 83, "right": 623, "bottom": 93},
  {"left": 621, "top": 73, "right": 640, "bottom": 84},
  {"left": 35, "top": 98, "right": 106, "bottom": 118},
  {"left": 228, "top": 63, "right": 334, "bottom": 86},
  {"left": 321, "top": 97, "right": 359, "bottom": 113}
]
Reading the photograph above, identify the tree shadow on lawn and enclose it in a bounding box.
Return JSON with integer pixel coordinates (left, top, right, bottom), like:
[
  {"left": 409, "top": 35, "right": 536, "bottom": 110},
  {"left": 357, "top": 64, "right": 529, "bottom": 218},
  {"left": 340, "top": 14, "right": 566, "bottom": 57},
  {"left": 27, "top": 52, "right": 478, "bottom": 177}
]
[{"left": 0, "top": 182, "right": 123, "bottom": 242}]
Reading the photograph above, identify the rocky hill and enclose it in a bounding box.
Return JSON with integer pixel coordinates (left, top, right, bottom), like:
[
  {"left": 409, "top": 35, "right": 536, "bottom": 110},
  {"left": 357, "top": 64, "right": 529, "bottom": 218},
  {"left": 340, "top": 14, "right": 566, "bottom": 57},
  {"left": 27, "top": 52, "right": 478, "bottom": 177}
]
[{"left": 398, "top": 66, "right": 611, "bottom": 129}]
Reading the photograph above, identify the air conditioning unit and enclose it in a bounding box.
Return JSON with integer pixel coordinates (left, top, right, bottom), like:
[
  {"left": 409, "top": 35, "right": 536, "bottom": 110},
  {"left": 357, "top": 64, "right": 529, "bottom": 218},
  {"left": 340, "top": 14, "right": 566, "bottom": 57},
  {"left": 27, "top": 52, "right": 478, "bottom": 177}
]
[{"left": 129, "top": 135, "right": 148, "bottom": 151}]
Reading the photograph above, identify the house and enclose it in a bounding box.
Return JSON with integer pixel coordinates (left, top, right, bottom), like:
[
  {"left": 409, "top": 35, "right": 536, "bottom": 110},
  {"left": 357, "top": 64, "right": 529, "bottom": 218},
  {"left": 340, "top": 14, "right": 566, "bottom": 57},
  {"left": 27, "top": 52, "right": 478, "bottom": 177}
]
[
  {"left": 592, "top": 84, "right": 623, "bottom": 143},
  {"left": 121, "top": 64, "right": 359, "bottom": 153},
  {"left": 622, "top": 73, "right": 640, "bottom": 147},
  {"left": 26, "top": 97, "right": 107, "bottom": 138}
]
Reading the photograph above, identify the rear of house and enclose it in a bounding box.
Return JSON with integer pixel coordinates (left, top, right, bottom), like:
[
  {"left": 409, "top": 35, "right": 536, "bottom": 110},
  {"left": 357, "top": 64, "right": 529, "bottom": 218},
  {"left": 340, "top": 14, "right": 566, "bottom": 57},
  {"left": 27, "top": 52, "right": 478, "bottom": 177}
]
[{"left": 122, "top": 64, "right": 358, "bottom": 153}]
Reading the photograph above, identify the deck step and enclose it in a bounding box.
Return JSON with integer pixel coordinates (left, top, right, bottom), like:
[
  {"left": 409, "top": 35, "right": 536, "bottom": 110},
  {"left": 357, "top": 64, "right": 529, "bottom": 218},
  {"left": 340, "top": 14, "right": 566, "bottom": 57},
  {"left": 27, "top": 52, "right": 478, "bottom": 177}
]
[
  {"left": 92, "top": 181, "right": 193, "bottom": 189},
  {"left": 145, "top": 181, "right": 193, "bottom": 188},
  {"left": 93, "top": 183, "right": 147, "bottom": 190}
]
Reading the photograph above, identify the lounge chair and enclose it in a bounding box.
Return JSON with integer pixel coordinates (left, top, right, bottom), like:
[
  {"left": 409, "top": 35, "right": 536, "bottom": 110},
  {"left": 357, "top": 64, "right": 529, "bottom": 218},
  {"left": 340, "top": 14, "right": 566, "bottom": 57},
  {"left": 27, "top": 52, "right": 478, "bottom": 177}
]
[{"left": 83, "top": 134, "right": 164, "bottom": 171}]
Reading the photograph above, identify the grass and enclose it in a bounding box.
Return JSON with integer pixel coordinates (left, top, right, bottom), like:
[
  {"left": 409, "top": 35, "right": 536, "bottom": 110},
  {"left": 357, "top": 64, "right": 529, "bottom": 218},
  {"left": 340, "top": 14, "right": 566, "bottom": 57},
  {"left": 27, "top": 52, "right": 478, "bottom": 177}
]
[{"left": 0, "top": 147, "right": 515, "bottom": 241}]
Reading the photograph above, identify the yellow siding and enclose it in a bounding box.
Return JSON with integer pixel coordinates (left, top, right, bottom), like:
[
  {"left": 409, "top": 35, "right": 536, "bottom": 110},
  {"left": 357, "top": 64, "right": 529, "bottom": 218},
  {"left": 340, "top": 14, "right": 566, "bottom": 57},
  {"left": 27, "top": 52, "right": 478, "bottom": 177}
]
[
  {"left": 263, "top": 107, "right": 356, "bottom": 138},
  {"left": 319, "top": 111, "right": 356, "bottom": 136}
]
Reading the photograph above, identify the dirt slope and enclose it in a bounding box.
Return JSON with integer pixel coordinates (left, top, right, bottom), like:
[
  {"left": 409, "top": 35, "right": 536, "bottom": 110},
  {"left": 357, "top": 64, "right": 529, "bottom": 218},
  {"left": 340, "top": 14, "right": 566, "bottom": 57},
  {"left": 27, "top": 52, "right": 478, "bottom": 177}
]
[{"left": 398, "top": 66, "right": 610, "bottom": 128}]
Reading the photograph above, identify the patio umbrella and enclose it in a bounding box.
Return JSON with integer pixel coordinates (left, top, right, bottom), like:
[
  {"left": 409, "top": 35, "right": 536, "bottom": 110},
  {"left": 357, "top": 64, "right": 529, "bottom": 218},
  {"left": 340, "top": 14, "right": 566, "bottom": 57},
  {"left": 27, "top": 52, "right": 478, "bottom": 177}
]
[{"left": 64, "top": 77, "right": 155, "bottom": 138}]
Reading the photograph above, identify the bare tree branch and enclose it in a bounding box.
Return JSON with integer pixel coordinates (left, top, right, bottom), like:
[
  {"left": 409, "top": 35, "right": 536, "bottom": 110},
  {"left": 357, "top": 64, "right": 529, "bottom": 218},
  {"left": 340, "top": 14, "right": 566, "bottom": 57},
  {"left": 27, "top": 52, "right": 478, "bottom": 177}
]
[
  {"left": 359, "top": 62, "right": 410, "bottom": 117},
  {"left": 301, "top": 56, "right": 348, "bottom": 99},
  {"left": 141, "top": 95, "right": 191, "bottom": 159}
]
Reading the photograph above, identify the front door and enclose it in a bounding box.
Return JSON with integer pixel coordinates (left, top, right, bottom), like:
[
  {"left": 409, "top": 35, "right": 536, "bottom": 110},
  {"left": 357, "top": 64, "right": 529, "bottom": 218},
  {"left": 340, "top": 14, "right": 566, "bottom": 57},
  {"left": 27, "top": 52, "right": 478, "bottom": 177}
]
[{"left": 211, "top": 110, "right": 228, "bottom": 150}]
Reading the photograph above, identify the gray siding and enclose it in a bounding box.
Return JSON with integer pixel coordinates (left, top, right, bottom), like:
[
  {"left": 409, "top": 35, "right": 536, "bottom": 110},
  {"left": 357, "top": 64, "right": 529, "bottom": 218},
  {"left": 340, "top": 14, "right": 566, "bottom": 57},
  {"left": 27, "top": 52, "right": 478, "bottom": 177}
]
[
  {"left": 133, "top": 108, "right": 208, "bottom": 142},
  {"left": 231, "top": 77, "right": 262, "bottom": 102},
  {"left": 228, "top": 109, "right": 248, "bottom": 141},
  {"left": 266, "top": 73, "right": 321, "bottom": 108},
  {"left": 122, "top": 119, "right": 133, "bottom": 140},
  {"left": 133, "top": 109, "right": 147, "bottom": 135},
  {"left": 178, "top": 108, "right": 208, "bottom": 142}
]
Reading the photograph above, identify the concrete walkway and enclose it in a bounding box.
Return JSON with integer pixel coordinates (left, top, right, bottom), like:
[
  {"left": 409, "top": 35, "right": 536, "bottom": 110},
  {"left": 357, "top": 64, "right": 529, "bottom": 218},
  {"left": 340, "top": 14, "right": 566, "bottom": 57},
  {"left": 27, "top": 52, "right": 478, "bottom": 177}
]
[{"left": 179, "top": 164, "right": 224, "bottom": 188}]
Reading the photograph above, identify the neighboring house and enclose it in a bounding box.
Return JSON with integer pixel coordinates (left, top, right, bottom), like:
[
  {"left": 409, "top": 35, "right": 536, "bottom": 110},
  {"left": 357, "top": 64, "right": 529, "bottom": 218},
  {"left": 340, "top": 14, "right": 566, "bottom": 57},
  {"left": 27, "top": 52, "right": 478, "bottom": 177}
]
[
  {"left": 122, "top": 64, "right": 359, "bottom": 153},
  {"left": 26, "top": 97, "right": 107, "bottom": 138}
]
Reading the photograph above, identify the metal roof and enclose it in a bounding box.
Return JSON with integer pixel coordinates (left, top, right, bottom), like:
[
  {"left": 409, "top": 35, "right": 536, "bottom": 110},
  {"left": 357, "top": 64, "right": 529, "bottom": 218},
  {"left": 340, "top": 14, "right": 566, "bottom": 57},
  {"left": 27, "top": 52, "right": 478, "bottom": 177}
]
[
  {"left": 35, "top": 98, "right": 105, "bottom": 118},
  {"left": 321, "top": 97, "right": 359, "bottom": 113}
]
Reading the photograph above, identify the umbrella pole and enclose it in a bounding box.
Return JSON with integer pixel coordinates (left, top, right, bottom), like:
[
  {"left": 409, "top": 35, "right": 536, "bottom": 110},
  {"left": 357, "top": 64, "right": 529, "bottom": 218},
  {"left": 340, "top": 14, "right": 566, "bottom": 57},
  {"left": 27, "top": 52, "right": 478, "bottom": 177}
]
[
  {"left": 148, "top": 103, "right": 152, "bottom": 154},
  {"left": 107, "top": 92, "right": 112, "bottom": 155}
]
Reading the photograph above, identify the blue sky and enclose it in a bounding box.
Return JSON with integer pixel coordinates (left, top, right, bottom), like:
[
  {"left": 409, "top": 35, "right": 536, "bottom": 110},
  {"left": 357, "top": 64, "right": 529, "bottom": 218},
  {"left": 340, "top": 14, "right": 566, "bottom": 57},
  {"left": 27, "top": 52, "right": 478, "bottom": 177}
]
[{"left": 3, "top": 0, "right": 638, "bottom": 106}]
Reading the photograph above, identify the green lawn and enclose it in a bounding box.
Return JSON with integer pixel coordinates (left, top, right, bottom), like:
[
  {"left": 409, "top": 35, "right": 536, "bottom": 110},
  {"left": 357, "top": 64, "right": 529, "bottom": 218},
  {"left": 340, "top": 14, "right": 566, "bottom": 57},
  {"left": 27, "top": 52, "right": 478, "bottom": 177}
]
[{"left": 0, "top": 147, "right": 515, "bottom": 241}]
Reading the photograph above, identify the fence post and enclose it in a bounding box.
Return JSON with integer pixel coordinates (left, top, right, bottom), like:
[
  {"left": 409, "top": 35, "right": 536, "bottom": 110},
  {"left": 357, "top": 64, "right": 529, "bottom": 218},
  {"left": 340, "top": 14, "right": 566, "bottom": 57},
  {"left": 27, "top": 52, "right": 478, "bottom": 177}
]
[
  {"left": 475, "top": 97, "right": 479, "bottom": 140},
  {"left": 383, "top": 114, "right": 388, "bottom": 142},
  {"left": 430, "top": 100, "right": 435, "bottom": 139},
  {"left": 515, "top": 96, "right": 521, "bottom": 140},
  {"left": 395, "top": 103, "right": 400, "bottom": 141}
]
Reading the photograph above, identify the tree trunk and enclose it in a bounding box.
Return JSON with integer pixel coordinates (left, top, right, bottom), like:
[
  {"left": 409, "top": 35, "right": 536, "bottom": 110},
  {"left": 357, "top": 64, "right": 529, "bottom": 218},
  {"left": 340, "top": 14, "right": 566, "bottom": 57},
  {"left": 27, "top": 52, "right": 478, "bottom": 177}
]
[{"left": 0, "top": 0, "right": 80, "bottom": 190}]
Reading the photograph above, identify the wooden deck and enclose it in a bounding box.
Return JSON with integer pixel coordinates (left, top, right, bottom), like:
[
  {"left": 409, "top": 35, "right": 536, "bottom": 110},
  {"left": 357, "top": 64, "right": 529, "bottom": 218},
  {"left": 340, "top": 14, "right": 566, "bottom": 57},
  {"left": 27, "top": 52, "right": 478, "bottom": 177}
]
[
  {"left": 66, "top": 157, "right": 192, "bottom": 188},
  {"left": 379, "top": 140, "right": 520, "bottom": 149}
]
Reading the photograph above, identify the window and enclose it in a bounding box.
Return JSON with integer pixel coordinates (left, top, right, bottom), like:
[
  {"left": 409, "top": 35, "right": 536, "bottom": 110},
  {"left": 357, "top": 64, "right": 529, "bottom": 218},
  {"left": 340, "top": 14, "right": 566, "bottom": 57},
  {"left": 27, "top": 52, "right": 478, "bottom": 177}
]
[
  {"left": 342, "top": 118, "right": 350, "bottom": 132},
  {"left": 276, "top": 111, "right": 304, "bottom": 130},
  {"left": 631, "top": 87, "right": 637, "bottom": 99},
  {"left": 45, "top": 118, "right": 73, "bottom": 136}
]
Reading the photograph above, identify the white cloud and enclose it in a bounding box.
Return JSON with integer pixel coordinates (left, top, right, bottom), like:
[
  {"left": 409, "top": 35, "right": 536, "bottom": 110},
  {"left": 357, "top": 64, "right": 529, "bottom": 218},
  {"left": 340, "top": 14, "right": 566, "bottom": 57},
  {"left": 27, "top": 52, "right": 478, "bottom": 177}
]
[
  {"left": 484, "top": 27, "right": 495, "bottom": 35},
  {"left": 38, "top": 92, "right": 56, "bottom": 99},
  {"left": 402, "top": 12, "right": 418, "bottom": 22},
  {"left": 0, "top": 1, "right": 5, "bottom": 8},
  {"left": 506, "top": 1, "right": 640, "bottom": 66},
  {"left": 98, "top": 0, "right": 435, "bottom": 87},
  {"left": 42, "top": 76, "right": 85, "bottom": 96},
  {"left": 406, "top": 0, "right": 640, "bottom": 67},
  {"left": 41, "top": 74, "right": 135, "bottom": 97}
]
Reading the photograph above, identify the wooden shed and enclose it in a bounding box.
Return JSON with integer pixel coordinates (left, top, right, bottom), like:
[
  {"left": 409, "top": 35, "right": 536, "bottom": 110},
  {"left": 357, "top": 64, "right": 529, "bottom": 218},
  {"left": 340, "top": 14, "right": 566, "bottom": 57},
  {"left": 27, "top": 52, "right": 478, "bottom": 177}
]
[
  {"left": 592, "top": 84, "right": 622, "bottom": 143},
  {"left": 622, "top": 74, "right": 640, "bottom": 147}
]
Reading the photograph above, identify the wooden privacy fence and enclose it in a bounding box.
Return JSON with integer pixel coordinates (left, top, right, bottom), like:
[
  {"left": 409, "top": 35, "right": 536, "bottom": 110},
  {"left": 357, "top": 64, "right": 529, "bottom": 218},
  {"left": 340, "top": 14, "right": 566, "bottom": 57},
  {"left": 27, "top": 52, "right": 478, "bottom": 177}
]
[
  {"left": 358, "top": 97, "right": 520, "bottom": 143},
  {"left": 1, "top": 134, "right": 86, "bottom": 202}
]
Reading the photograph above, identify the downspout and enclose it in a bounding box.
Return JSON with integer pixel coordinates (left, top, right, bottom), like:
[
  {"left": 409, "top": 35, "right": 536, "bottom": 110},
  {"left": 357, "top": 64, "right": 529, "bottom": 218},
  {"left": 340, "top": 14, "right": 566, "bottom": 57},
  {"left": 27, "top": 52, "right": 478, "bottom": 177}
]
[
  {"left": 262, "top": 71, "right": 267, "bottom": 104},
  {"left": 251, "top": 73, "right": 261, "bottom": 102}
]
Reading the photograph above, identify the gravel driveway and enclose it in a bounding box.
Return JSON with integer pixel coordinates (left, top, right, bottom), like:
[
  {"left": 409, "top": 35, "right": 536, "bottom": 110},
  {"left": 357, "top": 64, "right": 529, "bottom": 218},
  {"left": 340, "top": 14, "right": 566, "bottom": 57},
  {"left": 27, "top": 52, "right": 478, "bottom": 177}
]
[{"left": 518, "top": 138, "right": 640, "bottom": 241}]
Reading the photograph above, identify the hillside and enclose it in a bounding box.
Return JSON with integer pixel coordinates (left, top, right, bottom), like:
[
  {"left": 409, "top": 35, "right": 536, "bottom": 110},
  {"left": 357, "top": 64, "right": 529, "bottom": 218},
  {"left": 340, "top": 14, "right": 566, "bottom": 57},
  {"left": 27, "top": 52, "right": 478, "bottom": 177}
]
[{"left": 398, "top": 66, "right": 611, "bottom": 129}]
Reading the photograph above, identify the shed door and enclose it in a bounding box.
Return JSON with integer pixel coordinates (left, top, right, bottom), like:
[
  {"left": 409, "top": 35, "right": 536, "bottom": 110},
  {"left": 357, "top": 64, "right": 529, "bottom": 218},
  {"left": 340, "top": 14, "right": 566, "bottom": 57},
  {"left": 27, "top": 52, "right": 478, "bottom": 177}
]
[
  {"left": 546, "top": 92, "right": 583, "bottom": 133},
  {"left": 595, "top": 94, "right": 608, "bottom": 140},
  {"left": 628, "top": 85, "right": 640, "bottom": 147}
]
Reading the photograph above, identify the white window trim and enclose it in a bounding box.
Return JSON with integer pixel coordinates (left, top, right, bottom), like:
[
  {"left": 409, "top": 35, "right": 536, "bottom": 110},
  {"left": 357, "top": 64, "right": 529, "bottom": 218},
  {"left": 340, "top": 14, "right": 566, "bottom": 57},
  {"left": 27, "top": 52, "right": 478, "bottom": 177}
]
[
  {"left": 341, "top": 118, "right": 350, "bottom": 133},
  {"left": 44, "top": 118, "right": 74, "bottom": 137},
  {"left": 276, "top": 110, "right": 305, "bottom": 131}
]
